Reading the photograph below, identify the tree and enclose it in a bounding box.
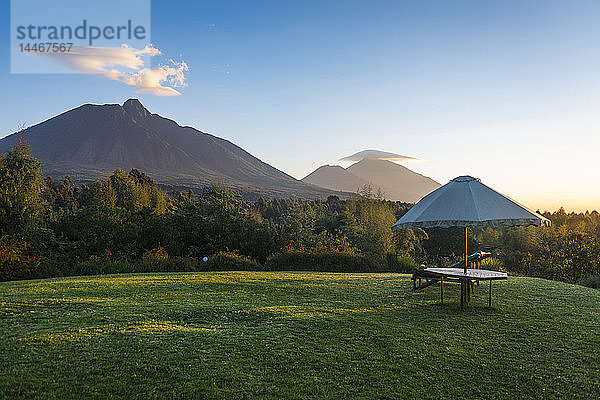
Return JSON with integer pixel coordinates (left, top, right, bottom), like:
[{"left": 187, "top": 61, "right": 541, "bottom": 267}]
[
  {"left": 341, "top": 185, "right": 397, "bottom": 255},
  {"left": 0, "top": 142, "right": 44, "bottom": 234},
  {"left": 44, "top": 175, "right": 81, "bottom": 215},
  {"left": 107, "top": 169, "right": 168, "bottom": 213},
  {"left": 85, "top": 180, "right": 116, "bottom": 208}
]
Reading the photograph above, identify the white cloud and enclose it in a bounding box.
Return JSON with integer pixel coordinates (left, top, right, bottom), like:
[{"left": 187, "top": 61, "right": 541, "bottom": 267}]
[
  {"left": 339, "top": 149, "right": 420, "bottom": 162},
  {"left": 37, "top": 45, "right": 188, "bottom": 96}
]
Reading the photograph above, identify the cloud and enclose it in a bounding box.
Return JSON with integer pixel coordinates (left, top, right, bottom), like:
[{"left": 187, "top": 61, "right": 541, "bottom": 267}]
[
  {"left": 37, "top": 45, "right": 188, "bottom": 96},
  {"left": 340, "top": 149, "right": 420, "bottom": 162}
]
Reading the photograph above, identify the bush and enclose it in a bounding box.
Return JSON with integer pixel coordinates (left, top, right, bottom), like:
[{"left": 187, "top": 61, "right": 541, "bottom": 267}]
[
  {"left": 265, "top": 251, "right": 379, "bottom": 272},
  {"left": 480, "top": 257, "right": 504, "bottom": 272},
  {"left": 0, "top": 236, "right": 40, "bottom": 281},
  {"left": 69, "top": 259, "right": 136, "bottom": 276},
  {"left": 386, "top": 253, "right": 418, "bottom": 273},
  {"left": 265, "top": 232, "right": 383, "bottom": 273},
  {"left": 581, "top": 276, "right": 600, "bottom": 289},
  {"left": 204, "top": 251, "right": 262, "bottom": 271},
  {"left": 60, "top": 206, "right": 143, "bottom": 259},
  {"left": 68, "top": 257, "right": 204, "bottom": 276},
  {"left": 142, "top": 246, "right": 168, "bottom": 261},
  {"left": 139, "top": 257, "right": 202, "bottom": 272},
  {"left": 286, "top": 232, "right": 360, "bottom": 255}
]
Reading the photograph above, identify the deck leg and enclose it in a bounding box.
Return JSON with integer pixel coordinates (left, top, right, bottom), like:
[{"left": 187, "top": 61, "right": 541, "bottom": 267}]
[
  {"left": 440, "top": 276, "right": 444, "bottom": 305},
  {"left": 467, "top": 281, "right": 471, "bottom": 302},
  {"left": 465, "top": 279, "right": 470, "bottom": 303},
  {"left": 488, "top": 280, "right": 492, "bottom": 308},
  {"left": 460, "top": 279, "right": 464, "bottom": 309}
]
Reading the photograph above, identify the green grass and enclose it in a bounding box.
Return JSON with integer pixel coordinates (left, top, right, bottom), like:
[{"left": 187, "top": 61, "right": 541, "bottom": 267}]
[{"left": 1, "top": 272, "right": 599, "bottom": 399}]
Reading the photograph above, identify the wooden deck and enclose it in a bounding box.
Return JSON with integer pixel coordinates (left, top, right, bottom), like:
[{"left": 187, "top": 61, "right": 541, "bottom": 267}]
[
  {"left": 423, "top": 268, "right": 507, "bottom": 280},
  {"left": 412, "top": 267, "right": 507, "bottom": 308}
]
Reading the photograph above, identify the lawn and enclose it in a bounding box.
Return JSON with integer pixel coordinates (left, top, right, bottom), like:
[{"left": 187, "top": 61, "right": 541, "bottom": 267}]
[{"left": 1, "top": 272, "right": 599, "bottom": 399}]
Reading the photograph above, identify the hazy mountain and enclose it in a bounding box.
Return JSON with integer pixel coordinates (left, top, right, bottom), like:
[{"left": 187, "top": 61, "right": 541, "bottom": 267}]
[
  {"left": 347, "top": 159, "right": 441, "bottom": 202},
  {"left": 303, "top": 158, "right": 440, "bottom": 202},
  {"left": 302, "top": 165, "right": 371, "bottom": 194},
  {"left": 0, "top": 99, "right": 340, "bottom": 199}
]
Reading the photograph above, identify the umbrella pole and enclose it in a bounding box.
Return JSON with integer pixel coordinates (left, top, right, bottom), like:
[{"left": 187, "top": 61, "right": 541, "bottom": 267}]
[
  {"left": 462, "top": 226, "right": 468, "bottom": 309},
  {"left": 464, "top": 226, "right": 468, "bottom": 274}
]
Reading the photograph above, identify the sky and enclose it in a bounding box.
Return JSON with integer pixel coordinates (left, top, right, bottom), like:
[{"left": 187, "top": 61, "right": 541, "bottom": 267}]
[{"left": 1, "top": 0, "right": 599, "bottom": 212}]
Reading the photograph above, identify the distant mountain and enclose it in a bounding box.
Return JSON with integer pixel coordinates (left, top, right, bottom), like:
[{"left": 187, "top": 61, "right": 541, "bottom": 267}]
[
  {"left": 0, "top": 99, "right": 340, "bottom": 199},
  {"left": 347, "top": 159, "right": 441, "bottom": 202},
  {"left": 302, "top": 165, "right": 371, "bottom": 194},
  {"left": 303, "top": 158, "right": 440, "bottom": 202}
]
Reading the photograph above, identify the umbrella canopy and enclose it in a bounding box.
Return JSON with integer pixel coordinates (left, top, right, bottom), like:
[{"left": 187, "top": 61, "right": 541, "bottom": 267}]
[{"left": 392, "top": 175, "right": 550, "bottom": 231}]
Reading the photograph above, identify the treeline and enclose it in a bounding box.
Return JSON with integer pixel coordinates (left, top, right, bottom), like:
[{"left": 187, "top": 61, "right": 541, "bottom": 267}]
[{"left": 1, "top": 142, "right": 599, "bottom": 286}]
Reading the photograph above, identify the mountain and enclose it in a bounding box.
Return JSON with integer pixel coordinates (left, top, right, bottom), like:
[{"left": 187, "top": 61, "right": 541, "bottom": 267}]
[
  {"left": 303, "top": 158, "right": 440, "bottom": 202},
  {"left": 302, "top": 165, "right": 371, "bottom": 194},
  {"left": 347, "top": 159, "right": 441, "bottom": 202},
  {"left": 0, "top": 99, "right": 340, "bottom": 199}
]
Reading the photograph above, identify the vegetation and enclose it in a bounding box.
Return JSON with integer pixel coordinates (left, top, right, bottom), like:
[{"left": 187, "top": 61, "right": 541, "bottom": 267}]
[
  {"left": 1, "top": 272, "right": 598, "bottom": 399},
  {"left": 0, "top": 142, "right": 599, "bottom": 286},
  {"left": 0, "top": 141, "right": 43, "bottom": 233}
]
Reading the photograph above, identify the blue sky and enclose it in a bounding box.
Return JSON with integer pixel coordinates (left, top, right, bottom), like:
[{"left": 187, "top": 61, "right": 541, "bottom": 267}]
[{"left": 1, "top": 0, "right": 600, "bottom": 211}]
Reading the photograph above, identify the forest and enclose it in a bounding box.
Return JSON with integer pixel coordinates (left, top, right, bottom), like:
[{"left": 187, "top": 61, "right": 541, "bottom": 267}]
[{"left": 1, "top": 142, "right": 599, "bottom": 286}]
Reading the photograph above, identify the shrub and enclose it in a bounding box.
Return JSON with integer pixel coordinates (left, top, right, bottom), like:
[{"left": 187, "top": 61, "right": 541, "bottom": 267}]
[
  {"left": 0, "top": 235, "right": 39, "bottom": 281},
  {"left": 142, "top": 246, "right": 168, "bottom": 261},
  {"left": 480, "top": 257, "right": 504, "bottom": 272},
  {"left": 386, "top": 253, "right": 418, "bottom": 273},
  {"left": 265, "top": 251, "right": 379, "bottom": 273},
  {"left": 68, "top": 257, "right": 204, "bottom": 276},
  {"left": 581, "top": 276, "right": 600, "bottom": 289},
  {"left": 69, "top": 259, "right": 136, "bottom": 276},
  {"left": 60, "top": 206, "right": 143, "bottom": 259},
  {"left": 0, "top": 235, "right": 23, "bottom": 263},
  {"left": 205, "top": 251, "right": 262, "bottom": 271},
  {"left": 286, "top": 232, "right": 360, "bottom": 255},
  {"left": 137, "top": 257, "right": 202, "bottom": 272},
  {"left": 265, "top": 232, "right": 385, "bottom": 273}
]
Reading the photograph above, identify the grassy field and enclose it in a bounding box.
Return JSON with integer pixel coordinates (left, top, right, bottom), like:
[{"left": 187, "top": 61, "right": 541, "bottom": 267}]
[{"left": 1, "top": 272, "right": 599, "bottom": 399}]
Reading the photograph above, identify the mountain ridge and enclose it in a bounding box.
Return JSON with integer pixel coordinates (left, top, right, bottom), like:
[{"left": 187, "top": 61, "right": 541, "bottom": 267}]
[{"left": 0, "top": 99, "right": 344, "bottom": 199}]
